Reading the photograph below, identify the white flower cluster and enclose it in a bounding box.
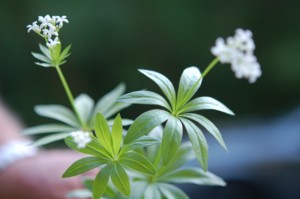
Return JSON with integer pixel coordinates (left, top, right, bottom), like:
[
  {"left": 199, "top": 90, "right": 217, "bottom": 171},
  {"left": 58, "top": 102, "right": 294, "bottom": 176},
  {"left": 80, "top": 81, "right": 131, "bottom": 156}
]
[
  {"left": 211, "top": 29, "right": 262, "bottom": 83},
  {"left": 70, "top": 131, "right": 92, "bottom": 149},
  {"left": 27, "top": 15, "right": 69, "bottom": 48}
]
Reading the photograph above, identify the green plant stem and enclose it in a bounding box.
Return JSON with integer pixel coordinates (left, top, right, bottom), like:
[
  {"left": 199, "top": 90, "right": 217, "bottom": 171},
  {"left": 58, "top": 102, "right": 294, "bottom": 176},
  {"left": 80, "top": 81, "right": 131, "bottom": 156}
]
[
  {"left": 55, "top": 65, "right": 86, "bottom": 128},
  {"left": 201, "top": 57, "right": 219, "bottom": 79}
]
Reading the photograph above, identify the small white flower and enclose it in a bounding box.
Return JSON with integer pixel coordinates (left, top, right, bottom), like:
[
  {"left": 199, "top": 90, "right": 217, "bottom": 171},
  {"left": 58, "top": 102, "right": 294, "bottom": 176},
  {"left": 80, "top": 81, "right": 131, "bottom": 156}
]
[
  {"left": 56, "top": 16, "right": 69, "bottom": 28},
  {"left": 231, "top": 53, "right": 261, "bottom": 83},
  {"left": 42, "top": 24, "right": 58, "bottom": 39},
  {"left": 211, "top": 38, "right": 236, "bottom": 63},
  {"left": 26, "top": 21, "right": 40, "bottom": 33},
  {"left": 38, "top": 15, "right": 52, "bottom": 28},
  {"left": 46, "top": 37, "right": 60, "bottom": 48},
  {"left": 70, "top": 131, "right": 92, "bottom": 149},
  {"left": 211, "top": 28, "right": 262, "bottom": 83}
]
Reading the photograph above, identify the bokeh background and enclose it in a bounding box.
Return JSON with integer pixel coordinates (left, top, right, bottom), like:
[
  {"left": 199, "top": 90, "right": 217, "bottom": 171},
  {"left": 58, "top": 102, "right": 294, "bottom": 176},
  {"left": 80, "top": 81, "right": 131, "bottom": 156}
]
[{"left": 1, "top": 0, "right": 300, "bottom": 198}]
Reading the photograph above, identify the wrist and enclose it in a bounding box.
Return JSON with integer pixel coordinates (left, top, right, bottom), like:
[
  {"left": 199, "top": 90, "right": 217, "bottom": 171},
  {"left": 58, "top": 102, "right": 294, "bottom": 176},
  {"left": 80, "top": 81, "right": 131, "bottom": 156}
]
[{"left": 0, "top": 140, "right": 38, "bottom": 171}]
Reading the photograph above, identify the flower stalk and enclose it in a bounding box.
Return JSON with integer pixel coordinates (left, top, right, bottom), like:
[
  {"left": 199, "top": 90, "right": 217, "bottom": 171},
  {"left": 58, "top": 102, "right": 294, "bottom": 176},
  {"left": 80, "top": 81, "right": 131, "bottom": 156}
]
[{"left": 55, "top": 65, "right": 86, "bottom": 128}]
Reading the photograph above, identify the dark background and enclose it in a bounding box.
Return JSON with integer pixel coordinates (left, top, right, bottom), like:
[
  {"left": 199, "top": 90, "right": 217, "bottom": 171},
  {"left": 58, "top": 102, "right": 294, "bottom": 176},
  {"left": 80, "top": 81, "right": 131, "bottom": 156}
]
[{"left": 1, "top": 0, "right": 300, "bottom": 198}]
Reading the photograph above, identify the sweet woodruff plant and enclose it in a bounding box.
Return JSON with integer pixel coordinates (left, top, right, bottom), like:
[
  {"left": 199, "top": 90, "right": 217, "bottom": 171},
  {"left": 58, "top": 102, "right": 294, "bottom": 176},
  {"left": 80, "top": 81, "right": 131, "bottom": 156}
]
[{"left": 25, "top": 15, "right": 262, "bottom": 199}]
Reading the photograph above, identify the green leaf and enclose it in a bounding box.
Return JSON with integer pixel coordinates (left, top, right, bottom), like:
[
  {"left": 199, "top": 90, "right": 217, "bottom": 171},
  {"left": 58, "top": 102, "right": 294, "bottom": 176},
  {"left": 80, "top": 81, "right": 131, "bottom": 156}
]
[
  {"left": 108, "top": 119, "right": 133, "bottom": 127},
  {"left": 144, "top": 185, "right": 161, "bottom": 199},
  {"left": 139, "top": 69, "right": 176, "bottom": 107},
  {"left": 93, "top": 164, "right": 113, "bottom": 199},
  {"left": 65, "top": 136, "right": 112, "bottom": 159},
  {"left": 39, "top": 44, "right": 51, "bottom": 59},
  {"left": 75, "top": 94, "right": 94, "bottom": 124},
  {"left": 32, "top": 132, "right": 70, "bottom": 147},
  {"left": 92, "top": 83, "right": 126, "bottom": 118},
  {"left": 94, "top": 113, "right": 113, "bottom": 154},
  {"left": 111, "top": 163, "right": 130, "bottom": 196},
  {"left": 122, "top": 136, "right": 160, "bottom": 153},
  {"left": 124, "top": 109, "right": 170, "bottom": 144},
  {"left": 119, "top": 90, "right": 171, "bottom": 111},
  {"left": 63, "top": 157, "right": 106, "bottom": 178},
  {"left": 35, "top": 62, "right": 52, "bottom": 67},
  {"left": 159, "top": 167, "right": 226, "bottom": 186},
  {"left": 111, "top": 114, "right": 123, "bottom": 155},
  {"left": 51, "top": 42, "right": 62, "bottom": 65},
  {"left": 129, "top": 181, "right": 147, "bottom": 199},
  {"left": 181, "top": 118, "right": 208, "bottom": 171},
  {"left": 177, "top": 66, "right": 202, "bottom": 109},
  {"left": 180, "top": 97, "right": 235, "bottom": 115},
  {"left": 59, "top": 44, "right": 71, "bottom": 63},
  {"left": 119, "top": 151, "right": 156, "bottom": 175},
  {"left": 22, "top": 124, "right": 76, "bottom": 135},
  {"left": 66, "top": 189, "right": 92, "bottom": 198},
  {"left": 104, "top": 102, "right": 130, "bottom": 119},
  {"left": 31, "top": 52, "right": 51, "bottom": 63},
  {"left": 157, "top": 142, "right": 194, "bottom": 177},
  {"left": 182, "top": 113, "right": 227, "bottom": 151},
  {"left": 34, "top": 105, "right": 80, "bottom": 127},
  {"left": 161, "top": 117, "right": 183, "bottom": 165},
  {"left": 158, "top": 183, "right": 189, "bottom": 199}
]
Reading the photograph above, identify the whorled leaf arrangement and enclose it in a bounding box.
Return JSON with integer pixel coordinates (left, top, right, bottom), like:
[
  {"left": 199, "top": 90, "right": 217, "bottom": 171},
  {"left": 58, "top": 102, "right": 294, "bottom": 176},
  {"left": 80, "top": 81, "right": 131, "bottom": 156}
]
[
  {"left": 22, "top": 83, "right": 131, "bottom": 146},
  {"left": 63, "top": 113, "right": 159, "bottom": 199},
  {"left": 64, "top": 125, "right": 226, "bottom": 199},
  {"left": 119, "top": 67, "right": 234, "bottom": 171}
]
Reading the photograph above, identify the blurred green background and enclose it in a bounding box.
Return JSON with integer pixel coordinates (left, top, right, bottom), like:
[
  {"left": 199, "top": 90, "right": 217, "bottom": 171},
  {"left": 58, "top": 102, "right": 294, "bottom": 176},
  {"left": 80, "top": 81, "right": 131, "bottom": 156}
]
[{"left": 1, "top": 0, "right": 300, "bottom": 126}]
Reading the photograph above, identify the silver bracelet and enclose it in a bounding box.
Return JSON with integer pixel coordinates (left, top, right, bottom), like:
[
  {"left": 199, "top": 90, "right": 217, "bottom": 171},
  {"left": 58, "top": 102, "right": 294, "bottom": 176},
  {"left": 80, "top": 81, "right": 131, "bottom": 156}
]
[{"left": 0, "top": 140, "right": 38, "bottom": 171}]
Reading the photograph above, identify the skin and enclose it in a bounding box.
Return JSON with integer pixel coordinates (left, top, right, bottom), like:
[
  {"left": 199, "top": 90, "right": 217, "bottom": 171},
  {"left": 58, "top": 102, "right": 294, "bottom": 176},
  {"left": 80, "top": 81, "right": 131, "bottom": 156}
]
[
  {"left": 0, "top": 99, "right": 97, "bottom": 199},
  {"left": 0, "top": 150, "right": 97, "bottom": 199}
]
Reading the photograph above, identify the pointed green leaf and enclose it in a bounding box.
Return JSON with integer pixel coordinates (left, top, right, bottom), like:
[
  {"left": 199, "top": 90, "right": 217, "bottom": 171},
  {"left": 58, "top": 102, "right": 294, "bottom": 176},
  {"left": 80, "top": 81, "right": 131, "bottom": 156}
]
[
  {"left": 63, "top": 157, "right": 107, "bottom": 178},
  {"left": 111, "top": 163, "right": 130, "bottom": 196},
  {"left": 31, "top": 52, "right": 51, "bottom": 63},
  {"left": 129, "top": 181, "right": 148, "bottom": 199},
  {"left": 39, "top": 44, "right": 51, "bottom": 59},
  {"left": 144, "top": 185, "right": 161, "bottom": 199},
  {"left": 120, "top": 151, "right": 156, "bottom": 175},
  {"left": 158, "top": 183, "right": 189, "bottom": 199},
  {"left": 32, "top": 132, "right": 70, "bottom": 147},
  {"left": 35, "top": 62, "right": 52, "bottom": 67},
  {"left": 182, "top": 113, "right": 227, "bottom": 151},
  {"left": 94, "top": 113, "right": 113, "bottom": 154},
  {"left": 181, "top": 97, "right": 235, "bottom": 115},
  {"left": 161, "top": 117, "right": 183, "bottom": 165},
  {"left": 92, "top": 83, "right": 126, "bottom": 118},
  {"left": 181, "top": 118, "right": 208, "bottom": 171},
  {"left": 59, "top": 44, "right": 71, "bottom": 63},
  {"left": 111, "top": 114, "right": 123, "bottom": 155},
  {"left": 159, "top": 167, "right": 226, "bottom": 186},
  {"left": 124, "top": 109, "right": 170, "bottom": 144},
  {"left": 75, "top": 94, "right": 94, "bottom": 124},
  {"left": 139, "top": 69, "right": 176, "bottom": 107},
  {"left": 157, "top": 142, "right": 194, "bottom": 177},
  {"left": 22, "top": 124, "right": 76, "bottom": 135},
  {"left": 93, "top": 164, "right": 113, "bottom": 199},
  {"left": 119, "top": 90, "right": 171, "bottom": 110},
  {"left": 34, "top": 105, "right": 80, "bottom": 127},
  {"left": 104, "top": 102, "right": 130, "bottom": 119},
  {"left": 65, "top": 136, "right": 112, "bottom": 159},
  {"left": 177, "top": 66, "right": 202, "bottom": 109},
  {"left": 122, "top": 136, "right": 160, "bottom": 153}
]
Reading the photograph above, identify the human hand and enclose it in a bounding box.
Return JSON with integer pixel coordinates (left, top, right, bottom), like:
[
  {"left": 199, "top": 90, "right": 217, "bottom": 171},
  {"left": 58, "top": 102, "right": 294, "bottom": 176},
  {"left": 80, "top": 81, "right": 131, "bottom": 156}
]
[{"left": 0, "top": 149, "right": 97, "bottom": 199}]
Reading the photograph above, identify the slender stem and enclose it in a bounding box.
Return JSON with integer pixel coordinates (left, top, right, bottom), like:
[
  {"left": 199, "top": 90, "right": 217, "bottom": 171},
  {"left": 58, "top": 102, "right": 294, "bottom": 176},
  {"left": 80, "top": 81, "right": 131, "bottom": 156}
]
[
  {"left": 201, "top": 57, "right": 219, "bottom": 79},
  {"left": 55, "top": 65, "right": 86, "bottom": 128}
]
